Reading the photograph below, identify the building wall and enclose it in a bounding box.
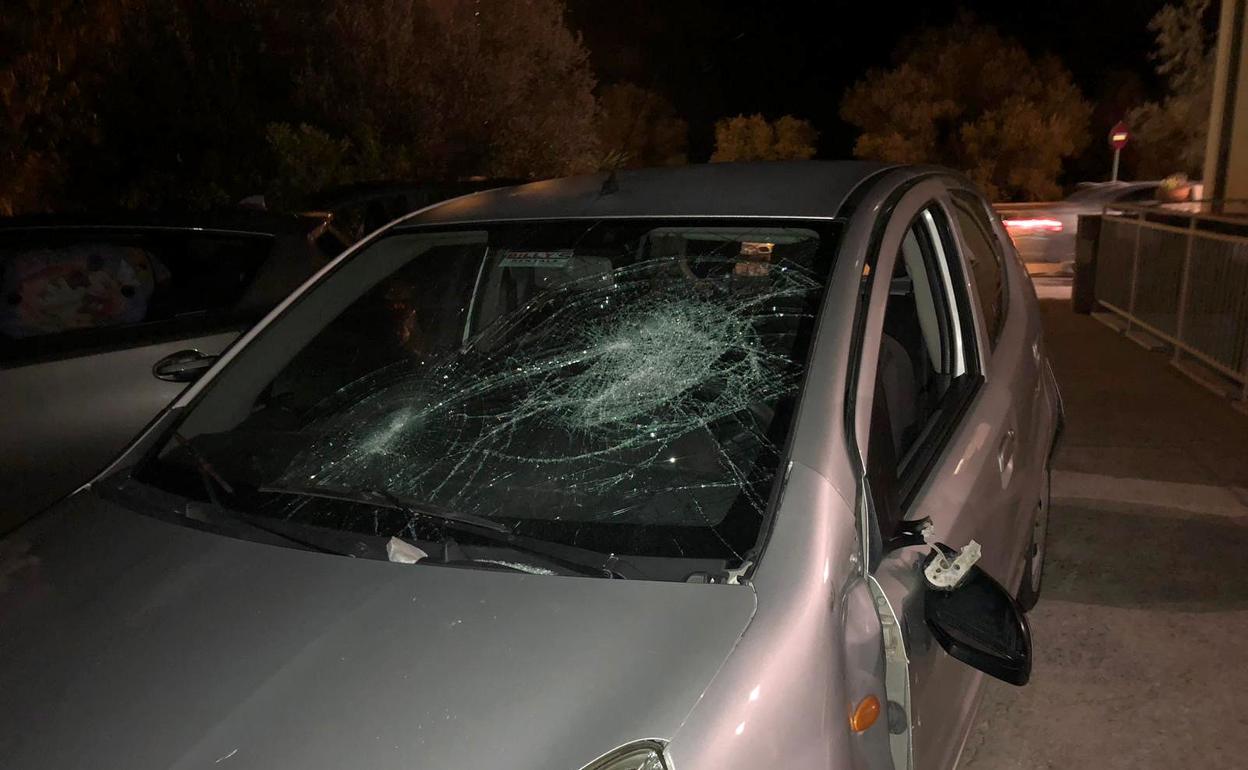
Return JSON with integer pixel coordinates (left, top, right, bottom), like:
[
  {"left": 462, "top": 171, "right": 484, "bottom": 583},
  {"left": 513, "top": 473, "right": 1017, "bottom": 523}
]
[{"left": 1204, "top": 0, "right": 1248, "bottom": 211}]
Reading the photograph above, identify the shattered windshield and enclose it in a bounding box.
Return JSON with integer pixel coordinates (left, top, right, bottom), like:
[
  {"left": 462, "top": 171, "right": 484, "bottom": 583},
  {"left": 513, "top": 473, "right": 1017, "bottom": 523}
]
[{"left": 132, "top": 219, "right": 839, "bottom": 575}]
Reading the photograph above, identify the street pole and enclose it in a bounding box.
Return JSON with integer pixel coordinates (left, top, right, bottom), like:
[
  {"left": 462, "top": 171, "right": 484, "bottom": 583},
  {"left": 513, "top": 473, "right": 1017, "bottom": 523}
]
[{"left": 1108, "top": 121, "right": 1129, "bottom": 182}]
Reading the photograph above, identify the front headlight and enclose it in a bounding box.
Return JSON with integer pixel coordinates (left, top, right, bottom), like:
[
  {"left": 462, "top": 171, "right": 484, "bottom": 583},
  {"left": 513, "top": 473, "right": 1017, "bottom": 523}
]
[{"left": 581, "top": 740, "right": 668, "bottom": 770}]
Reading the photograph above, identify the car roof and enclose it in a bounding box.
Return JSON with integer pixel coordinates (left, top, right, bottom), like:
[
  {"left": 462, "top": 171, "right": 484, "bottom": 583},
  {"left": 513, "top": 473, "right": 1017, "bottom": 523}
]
[
  {"left": 400, "top": 161, "right": 898, "bottom": 227},
  {"left": 1066, "top": 180, "right": 1161, "bottom": 200},
  {"left": 0, "top": 210, "right": 318, "bottom": 237}
]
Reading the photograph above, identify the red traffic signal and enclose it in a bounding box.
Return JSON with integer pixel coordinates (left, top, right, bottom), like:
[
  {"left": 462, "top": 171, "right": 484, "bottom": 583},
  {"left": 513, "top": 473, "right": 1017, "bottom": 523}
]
[{"left": 1109, "top": 121, "right": 1130, "bottom": 150}]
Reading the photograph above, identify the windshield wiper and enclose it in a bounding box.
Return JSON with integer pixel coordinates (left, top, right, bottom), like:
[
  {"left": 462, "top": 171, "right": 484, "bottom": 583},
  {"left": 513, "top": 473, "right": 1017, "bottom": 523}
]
[
  {"left": 163, "top": 433, "right": 356, "bottom": 556},
  {"left": 258, "top": 483, "right": 638, "bottom": 578}
]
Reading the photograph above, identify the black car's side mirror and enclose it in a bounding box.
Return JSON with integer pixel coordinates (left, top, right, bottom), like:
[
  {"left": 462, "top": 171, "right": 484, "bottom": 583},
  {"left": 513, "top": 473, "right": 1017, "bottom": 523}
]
[{"left": 923, "top": 546, "right": 1032, "bottom": 686}]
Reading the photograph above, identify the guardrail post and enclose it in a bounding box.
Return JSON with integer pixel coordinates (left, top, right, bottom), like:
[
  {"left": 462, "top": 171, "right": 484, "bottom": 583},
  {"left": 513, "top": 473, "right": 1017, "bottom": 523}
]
[
  {"left": 1126, "top": 209, "right": 1144, "bottom": 332},
  {"left": 1172, "top": 216, "right": 1197, "bottom": 363},
  {"left": 1239, "top": 339, "right": 1248, "bottom": 401},
  {"left": 1240, "top": 339, "right": 1248, "bottom": 403}
]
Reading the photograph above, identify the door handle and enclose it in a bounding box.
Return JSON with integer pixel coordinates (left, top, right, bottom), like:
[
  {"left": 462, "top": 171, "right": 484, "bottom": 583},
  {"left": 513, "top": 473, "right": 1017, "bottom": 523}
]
[
  {"left": 153, "top": 349, "right": 218, "bottom": 383},
  {"left": 997, "top": 428, "right": 1017, "bottom": 476}
]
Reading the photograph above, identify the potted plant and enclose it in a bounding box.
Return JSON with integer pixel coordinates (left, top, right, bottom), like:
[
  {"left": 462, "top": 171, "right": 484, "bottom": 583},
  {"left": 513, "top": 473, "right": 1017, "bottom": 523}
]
[{"left": 1157, "top": 173, "right": 1193, "bottom": 202}]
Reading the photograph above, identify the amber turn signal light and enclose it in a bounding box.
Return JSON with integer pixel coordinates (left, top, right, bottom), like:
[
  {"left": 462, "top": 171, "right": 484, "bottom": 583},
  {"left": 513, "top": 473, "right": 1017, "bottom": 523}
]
[{"left": 849, "top": 695, "right": 881, "bottom": 733}]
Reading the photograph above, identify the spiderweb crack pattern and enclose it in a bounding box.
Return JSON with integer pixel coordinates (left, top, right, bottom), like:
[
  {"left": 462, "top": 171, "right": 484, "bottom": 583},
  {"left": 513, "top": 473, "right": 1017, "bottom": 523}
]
[{"left": 279, "top": 255, "right": 822, "bottom": 535}]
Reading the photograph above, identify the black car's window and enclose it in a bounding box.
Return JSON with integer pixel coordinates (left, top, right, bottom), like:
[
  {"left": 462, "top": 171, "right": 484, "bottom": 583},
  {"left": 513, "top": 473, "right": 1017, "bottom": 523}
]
[
  {"left": 952, "top": 192, "right": 1007, "bottom": 348},
  {"left": 1, "top": 239, "right": 171, "bottom": 340},
  {"left": 869, "top": 205, "right": 981, "bottom": 521},
  {"left": 134, "top": 219, "right": 841, "bottom": 571},
  {"left": 0, "top": 231, "right": 282, "bottom": 362},
  {"left": 0, "top": 231, "right": 272, "bottom": 339}
]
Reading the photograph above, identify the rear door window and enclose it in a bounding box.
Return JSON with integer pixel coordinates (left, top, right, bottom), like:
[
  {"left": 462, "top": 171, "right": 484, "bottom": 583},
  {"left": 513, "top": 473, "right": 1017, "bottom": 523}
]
[{"left": 951, "top": 193, "right": 1007, "bottom": 347}]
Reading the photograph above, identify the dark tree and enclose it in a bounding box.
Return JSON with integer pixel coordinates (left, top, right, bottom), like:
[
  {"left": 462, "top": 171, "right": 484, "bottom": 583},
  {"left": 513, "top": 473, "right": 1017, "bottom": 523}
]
[
  {"left": 709, "top": 115, "right": 817, "bottom": 163},
  {"left": 2, "top": 0, "right": 600, "bottom": 213},
  {"left": 595, "top": 82, "right": 687, "bottom": 168},
  {"left": 0, "top": 0, "right": 135, "bottom": 213},
  {"left": 1129, "top": 0, "right": 1217, "bottom": 179},
  {"left": 268, "top": 0, "right": 600, "bottom": 205},
  {"left": 841, "top": 19, "right": 1092, "bottom": 201}
]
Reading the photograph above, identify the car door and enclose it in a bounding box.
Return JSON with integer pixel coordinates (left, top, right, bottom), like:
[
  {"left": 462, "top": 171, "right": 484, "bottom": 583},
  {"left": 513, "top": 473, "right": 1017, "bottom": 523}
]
[
  {"left": 0, "top": 228, "right": 295, "bottom": 534},
  {"left": 948, "top": 187, "right": 1050, "bottom": 579},
  {"left": 850, "top": 178, "right": 1031, "bottom": 770}
]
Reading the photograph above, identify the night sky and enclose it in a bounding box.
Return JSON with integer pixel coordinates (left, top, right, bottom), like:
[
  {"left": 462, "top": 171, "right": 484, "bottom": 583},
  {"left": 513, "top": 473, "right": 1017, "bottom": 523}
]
[{"left": 567, "top": 0, "right": 1168, "bottom": 162}]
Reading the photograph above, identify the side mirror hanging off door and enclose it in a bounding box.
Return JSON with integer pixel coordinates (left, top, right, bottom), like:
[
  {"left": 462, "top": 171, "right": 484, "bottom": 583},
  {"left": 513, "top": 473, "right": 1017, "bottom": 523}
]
[{"left": 923, "top": 543, "right": 1032, "bottom": 686}]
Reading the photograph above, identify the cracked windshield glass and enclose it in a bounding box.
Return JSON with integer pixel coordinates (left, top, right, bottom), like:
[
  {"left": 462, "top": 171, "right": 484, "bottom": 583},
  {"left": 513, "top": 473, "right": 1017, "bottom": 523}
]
[{"left": 133, "top": 219, "right": 839, "bottom": 577}]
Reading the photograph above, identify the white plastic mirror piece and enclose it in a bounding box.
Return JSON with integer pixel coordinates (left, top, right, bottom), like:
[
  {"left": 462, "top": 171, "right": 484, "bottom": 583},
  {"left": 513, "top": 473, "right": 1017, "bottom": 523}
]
[
  {"left": 923, "top": 540, "right": 981, "bottom": 590},
  {"left": 723, "top": 559, "right": 754, "bottom": 585},
  {"left": 386, "top": 537, "right": 428, "bottom": 564}
]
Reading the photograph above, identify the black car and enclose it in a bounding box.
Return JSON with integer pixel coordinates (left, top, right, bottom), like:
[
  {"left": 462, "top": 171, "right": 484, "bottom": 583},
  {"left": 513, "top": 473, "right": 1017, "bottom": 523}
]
[{"left": 0, "top": 210, "right": 340, "bottom": 532}]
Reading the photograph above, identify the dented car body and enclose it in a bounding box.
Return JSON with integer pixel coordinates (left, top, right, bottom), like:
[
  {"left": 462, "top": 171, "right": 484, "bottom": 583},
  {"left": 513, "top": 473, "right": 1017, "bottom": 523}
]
[{"left": 0, "top": 162, "right": 1061, "bottom": 770}]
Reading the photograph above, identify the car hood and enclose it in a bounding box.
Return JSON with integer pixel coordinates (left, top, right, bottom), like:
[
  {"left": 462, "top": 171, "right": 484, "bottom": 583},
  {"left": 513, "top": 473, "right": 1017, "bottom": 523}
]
[{"left": 0, "top": 494, "right": 756, "bottom": 770}]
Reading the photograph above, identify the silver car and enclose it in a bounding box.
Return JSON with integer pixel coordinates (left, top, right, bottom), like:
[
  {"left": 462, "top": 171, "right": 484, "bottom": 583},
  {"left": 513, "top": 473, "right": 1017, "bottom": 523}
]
[
  {"left": 995, "top": 181, "right": 1162, "bottom": 269},
  {"left": 0, "top": 162, "right": 1062, "bottom": 770}
]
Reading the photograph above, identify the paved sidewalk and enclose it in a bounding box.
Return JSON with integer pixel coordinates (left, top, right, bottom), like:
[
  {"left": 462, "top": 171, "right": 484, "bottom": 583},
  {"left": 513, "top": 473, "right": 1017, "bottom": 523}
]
[
  {"left": 961, "top": 300, "right": 1248, "bottom": 769},
  {"left": 1042, "top": 300, "right": 1248, "bottom": 489}
]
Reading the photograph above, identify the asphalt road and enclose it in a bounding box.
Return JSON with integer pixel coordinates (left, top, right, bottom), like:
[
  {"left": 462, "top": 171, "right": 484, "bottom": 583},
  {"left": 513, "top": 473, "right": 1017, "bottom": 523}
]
[{"left": 960, "top": 300, "right": 1248, "bottom": 769}]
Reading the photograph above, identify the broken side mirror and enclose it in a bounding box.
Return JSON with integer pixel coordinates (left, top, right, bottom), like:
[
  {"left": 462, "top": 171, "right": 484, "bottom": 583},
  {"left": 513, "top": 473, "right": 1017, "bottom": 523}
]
[{"left": 923, "top": 545, "right": 1032, "bottom": 686}]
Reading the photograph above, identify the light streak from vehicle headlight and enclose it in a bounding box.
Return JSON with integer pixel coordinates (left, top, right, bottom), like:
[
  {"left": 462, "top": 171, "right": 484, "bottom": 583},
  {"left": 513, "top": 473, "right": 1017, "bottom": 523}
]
[{"left": 1002, "top": 218, "right": 1063, "bottom": 233}]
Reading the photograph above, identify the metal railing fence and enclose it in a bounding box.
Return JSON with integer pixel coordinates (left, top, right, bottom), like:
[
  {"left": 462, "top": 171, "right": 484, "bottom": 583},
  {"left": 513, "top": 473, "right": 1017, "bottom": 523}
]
[{"left": 1095, "top": 202, "right": 1248, "bottom": 401}]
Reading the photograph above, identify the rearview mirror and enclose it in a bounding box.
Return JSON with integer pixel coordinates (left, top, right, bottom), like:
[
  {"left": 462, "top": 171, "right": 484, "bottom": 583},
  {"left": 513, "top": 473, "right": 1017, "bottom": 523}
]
[{"left": 924, "top": 552, "right": 1032, "bottom": 686}]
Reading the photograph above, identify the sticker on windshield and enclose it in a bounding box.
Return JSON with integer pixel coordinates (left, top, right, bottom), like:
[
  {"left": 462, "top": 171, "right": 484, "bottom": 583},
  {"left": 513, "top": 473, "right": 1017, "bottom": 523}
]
[{"left": 499, "top": 250, "right": 573, "bottom": 269}]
